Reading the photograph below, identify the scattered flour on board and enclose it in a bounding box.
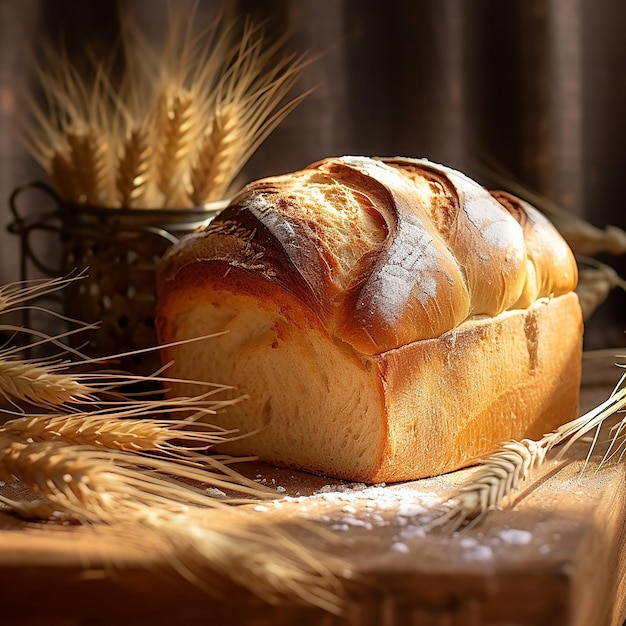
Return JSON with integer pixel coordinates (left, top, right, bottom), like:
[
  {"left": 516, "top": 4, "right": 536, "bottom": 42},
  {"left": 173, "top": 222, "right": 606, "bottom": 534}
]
[
  {"left": 269, "top": 482, "right": 444, "bottom": 548},
  {"left": 262, "top": 479, "right": 544, "bottom": 560}
]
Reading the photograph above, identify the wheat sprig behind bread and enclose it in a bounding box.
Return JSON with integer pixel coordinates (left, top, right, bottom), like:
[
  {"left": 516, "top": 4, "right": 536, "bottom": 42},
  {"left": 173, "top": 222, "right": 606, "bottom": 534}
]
[
  {"left": 473, "top": 156, "right": 626, "bottom": 258},
  {"left": 575, "top": 255, "right": 626, "bottom": 320},
  {"left": 188, "top": 20, "right": 314, "bottom": 204}
]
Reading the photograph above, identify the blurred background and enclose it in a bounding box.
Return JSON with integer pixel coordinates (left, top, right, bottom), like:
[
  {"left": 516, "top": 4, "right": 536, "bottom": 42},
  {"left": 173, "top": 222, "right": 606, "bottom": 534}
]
[{"left": 1, "top": 0, "right": 625, "bottom": 349}]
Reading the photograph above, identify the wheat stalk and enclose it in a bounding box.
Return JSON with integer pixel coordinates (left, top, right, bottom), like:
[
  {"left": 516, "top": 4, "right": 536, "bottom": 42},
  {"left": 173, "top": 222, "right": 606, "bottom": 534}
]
[
  {"left": 576, "top": 256, "right": 626, "bottom": 320},
  {"left": 187, "top": 20, "right": 312, "bottom": 206},
  {"left": 151, "top": 508, "right": 346, "bottom": 611},
  {"left": 0, "top": 412, "right": 265, "bottom": 498},
  {"left": 0, "top": 271, "right": 347, "bottom": 611},
  {"left": 0, "top": 274, "right": 90, "bottom": 315},
  {"left": 0, "top": 409, "right": 348, "bottom": 610},
  {"left": 435, "top": 373, "right": 626, "bottom": 531}
]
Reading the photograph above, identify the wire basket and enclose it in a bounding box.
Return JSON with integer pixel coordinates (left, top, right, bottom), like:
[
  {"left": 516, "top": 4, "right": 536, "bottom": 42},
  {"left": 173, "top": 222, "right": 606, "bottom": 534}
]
[{"left": 8, "top": 182, "right": 227, "bottom": 375}]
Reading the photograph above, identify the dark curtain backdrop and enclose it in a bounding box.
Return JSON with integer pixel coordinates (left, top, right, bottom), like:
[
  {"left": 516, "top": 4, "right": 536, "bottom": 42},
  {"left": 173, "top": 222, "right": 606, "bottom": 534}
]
[{"left": 1, "top": 0, "right": 625, "bottom": 348}]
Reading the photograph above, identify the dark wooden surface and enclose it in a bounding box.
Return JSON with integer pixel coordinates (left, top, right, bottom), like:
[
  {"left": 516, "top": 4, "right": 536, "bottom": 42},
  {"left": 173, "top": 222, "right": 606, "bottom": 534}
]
[{"left": 0, "top": 358, "right": 624, "bottom": 626}]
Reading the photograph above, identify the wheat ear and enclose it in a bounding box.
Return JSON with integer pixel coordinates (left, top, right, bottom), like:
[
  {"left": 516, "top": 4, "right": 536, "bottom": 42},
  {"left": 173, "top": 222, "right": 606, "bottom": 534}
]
[
  {"left": 49, "top": 150, "right": 81, "bottom": 203},
  {"left": 0, "top": 437, "right": 262, "bottom": 519},
  {"left": 435, "top": 375, "right": 626, "bottom": 531},
  {"left": 116, "top": 124, "right": 153, "bottom": 207},
  {"left": 0, "top": 357, "right": 95, "bottom": 408},
  {"left": 66, "top": 125, "right": 112, "bottom": 205},
  {"left": 2, "top": 413, "right": 234, "bottom": 452},
  {"left": 0, "top": 412, "right": 264, "bottom": 498},
  {"left": 189, "top": 104, "right": 240, "bottom": 204},
  {"left": 155, "top": 90, "right": 196, "bottom": 207},
  {"left": 188, "top": 20, "right": 312, "bottom": 205}
]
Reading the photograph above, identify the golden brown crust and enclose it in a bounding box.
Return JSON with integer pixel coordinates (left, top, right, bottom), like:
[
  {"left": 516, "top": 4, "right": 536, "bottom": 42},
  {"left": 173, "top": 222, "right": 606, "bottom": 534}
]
[{"left": 158, "top": 157, "right": 578, "bottom": 356}]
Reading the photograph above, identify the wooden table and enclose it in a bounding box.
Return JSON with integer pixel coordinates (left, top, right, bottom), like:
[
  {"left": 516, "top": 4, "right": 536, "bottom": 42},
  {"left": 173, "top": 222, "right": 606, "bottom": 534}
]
[{"left": 0, "top": 358, "right": 625, "bottom": 626}]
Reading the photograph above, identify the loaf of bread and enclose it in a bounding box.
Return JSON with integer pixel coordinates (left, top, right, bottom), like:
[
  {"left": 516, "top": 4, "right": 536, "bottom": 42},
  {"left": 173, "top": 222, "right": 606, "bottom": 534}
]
[{"left": 156, "top": 156, "right": 583, "bottom": 483}]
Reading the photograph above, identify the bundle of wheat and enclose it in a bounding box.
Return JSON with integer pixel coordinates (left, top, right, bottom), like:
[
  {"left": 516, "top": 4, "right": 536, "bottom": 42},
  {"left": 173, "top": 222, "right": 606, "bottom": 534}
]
[{"left": 22, "top": 10, "right": 311, "bottom": 209}]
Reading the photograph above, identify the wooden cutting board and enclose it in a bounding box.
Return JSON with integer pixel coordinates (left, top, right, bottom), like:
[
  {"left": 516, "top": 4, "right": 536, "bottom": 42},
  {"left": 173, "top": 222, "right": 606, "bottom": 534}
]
[{"left": 0, "top": 358, "right": 625, "bottom": 626}]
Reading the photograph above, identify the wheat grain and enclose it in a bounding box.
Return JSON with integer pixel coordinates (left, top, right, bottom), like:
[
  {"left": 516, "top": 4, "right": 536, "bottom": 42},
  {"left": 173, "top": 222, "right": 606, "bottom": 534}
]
[
  {"left": 4, "top": 414, "right": 177, "bottom": 452},
  {"left": 194, "top": 20, "right": 311, "bottom": 203},
  {"left": 50, "top": 150, "right": 80, "bottom": 203},
  {"left": 0, "top": 494, "right": 61, "bottom": 520},
  {"left": 66, "top": 125, "right": 113, "bottom": 205},
  {"left": 2, "top": 410, "right": 243, "bottom": 454}
]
